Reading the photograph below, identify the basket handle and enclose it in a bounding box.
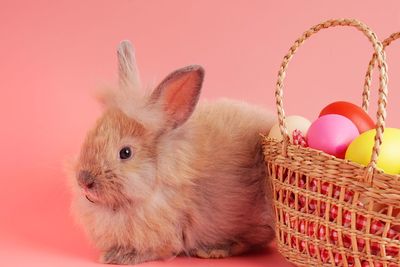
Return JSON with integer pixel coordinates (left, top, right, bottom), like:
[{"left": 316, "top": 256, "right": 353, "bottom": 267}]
[
  {"left": 362, "top": 32, "right": 400, "bottom": 111},
  {"left": 276, "top": 18, "right": 388, "bottom": 182}
]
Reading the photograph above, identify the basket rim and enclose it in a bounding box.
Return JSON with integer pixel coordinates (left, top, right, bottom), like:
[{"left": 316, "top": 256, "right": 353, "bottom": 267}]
[
  {"left": 263, "top": 136, "right": 400, "bottom": 178},
  {"left": 262, "top": 137, "right": 400, "bottom": 200}
]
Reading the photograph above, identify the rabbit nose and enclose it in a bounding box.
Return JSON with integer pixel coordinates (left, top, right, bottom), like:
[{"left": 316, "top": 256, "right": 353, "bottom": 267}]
[{"left": 78, "top": 170, "right": 95, "bottom": 189}]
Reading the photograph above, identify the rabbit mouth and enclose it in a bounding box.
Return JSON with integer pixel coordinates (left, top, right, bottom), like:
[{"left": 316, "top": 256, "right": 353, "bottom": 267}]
[
  {"left": 85, "top": 195, "right": 95, "bottom": 203},
  {"left": 82, "top": 188, "right": 99, "bottom": 204}
]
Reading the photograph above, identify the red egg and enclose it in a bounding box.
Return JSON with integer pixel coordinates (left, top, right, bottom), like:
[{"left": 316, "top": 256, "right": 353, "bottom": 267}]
[{"left": 319, "top": 101, "right": 375, "bottom": 133}]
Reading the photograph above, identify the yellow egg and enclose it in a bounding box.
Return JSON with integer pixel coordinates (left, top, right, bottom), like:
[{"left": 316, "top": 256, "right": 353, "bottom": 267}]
[{"left": 345, "top": 128, "right": 400, "bottom": 175}]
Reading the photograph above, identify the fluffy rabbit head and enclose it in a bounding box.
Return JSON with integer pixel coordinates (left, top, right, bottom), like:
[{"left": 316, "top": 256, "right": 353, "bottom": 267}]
[{"left": 74, "top": 41, "right": 204, "bottom": 210}]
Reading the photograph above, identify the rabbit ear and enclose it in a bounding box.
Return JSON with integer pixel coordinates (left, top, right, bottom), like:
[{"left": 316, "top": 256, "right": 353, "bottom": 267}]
[
  {"left": 150, "top": 65, "right": 204, "bottom": 129},
  {"left": 117, "top": 40, "right": 141, "bottom": 89}
]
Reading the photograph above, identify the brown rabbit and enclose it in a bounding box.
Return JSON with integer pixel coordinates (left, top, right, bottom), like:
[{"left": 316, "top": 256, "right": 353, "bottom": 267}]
[{"left": 70, "top": 40, "right": 276, "bottom": 265}]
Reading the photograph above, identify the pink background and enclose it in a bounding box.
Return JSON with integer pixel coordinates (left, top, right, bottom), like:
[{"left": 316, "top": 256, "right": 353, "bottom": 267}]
[{"left": 2, "top": 0, "right": 400, "bottom": 266}]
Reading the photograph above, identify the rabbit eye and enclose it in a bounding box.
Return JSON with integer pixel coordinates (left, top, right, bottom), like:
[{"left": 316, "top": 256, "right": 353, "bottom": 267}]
[{"left": 119, "top": 146, "right": 132, "bottom": 160}]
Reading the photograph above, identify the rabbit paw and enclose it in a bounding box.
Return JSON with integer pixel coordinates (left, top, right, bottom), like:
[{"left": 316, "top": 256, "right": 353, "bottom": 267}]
[
  {"left": 191, "top": 242, "right": 251, "bottom": 259},
  {"left": 192, "top": 247, "right": 231, "bottom": 259},
  {"left": 101, "top": 247, "right": 151, "bottom": 265}
]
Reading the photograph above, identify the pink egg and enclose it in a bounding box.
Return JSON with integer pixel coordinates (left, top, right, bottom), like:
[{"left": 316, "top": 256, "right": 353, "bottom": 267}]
[{"left": 307, "top": 114, "right": 359, "bottom": 158}]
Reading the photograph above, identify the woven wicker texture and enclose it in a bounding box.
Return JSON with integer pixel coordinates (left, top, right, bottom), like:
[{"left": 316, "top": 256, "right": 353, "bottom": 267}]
[{"left": 262, "top": 19, "right": 400, "bottom": 267}]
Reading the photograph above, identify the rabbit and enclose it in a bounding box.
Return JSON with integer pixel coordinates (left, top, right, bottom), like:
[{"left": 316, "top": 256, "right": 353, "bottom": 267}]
[{"left": 70, "top": 40, "right": 276, "bottom": 265}]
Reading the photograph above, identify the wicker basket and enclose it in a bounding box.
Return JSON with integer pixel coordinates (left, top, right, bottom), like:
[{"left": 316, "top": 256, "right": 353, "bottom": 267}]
[{"left": 262, "top": 19, "right": 400, "bottom": 267}]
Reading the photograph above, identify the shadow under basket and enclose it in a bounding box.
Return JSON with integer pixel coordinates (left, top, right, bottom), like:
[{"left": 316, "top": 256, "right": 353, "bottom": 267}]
[{"left": 262, "top": 137, "right": 400, "bottom": 267}]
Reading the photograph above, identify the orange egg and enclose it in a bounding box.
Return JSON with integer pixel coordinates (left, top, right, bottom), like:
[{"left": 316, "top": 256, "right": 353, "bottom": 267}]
[{"left": 319, "top": 101, "right": 375, "bottom": 133}]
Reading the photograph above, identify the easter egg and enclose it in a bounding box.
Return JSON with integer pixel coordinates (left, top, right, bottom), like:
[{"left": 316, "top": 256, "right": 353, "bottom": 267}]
[
  {"left": 268, "top": 115, "right": 311, "bottom": 142},
  {"left": 345, "top": 128, "right": 400, "bottom": 175},
  {"left": 307, "top": 114, "right": 359, "bottom": 159},
  {"left": 319, "top": 101, "right": 375, "bottom": 133}
]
